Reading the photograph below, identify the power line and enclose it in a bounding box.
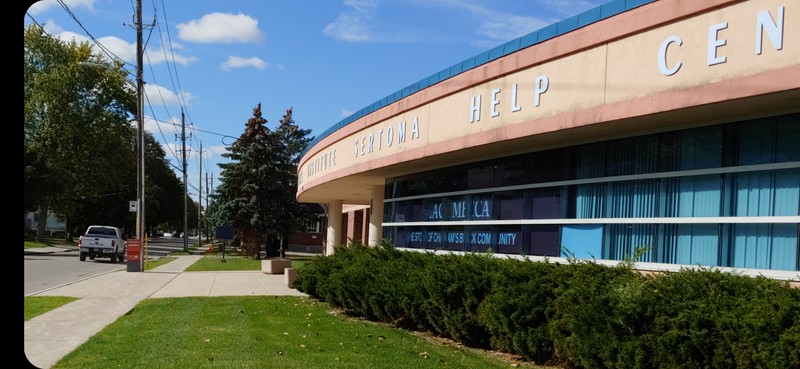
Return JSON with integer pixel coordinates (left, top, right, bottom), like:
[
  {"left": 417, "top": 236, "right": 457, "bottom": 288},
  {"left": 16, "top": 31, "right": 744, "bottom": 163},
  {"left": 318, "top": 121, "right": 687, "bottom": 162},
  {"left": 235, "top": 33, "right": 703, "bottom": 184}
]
[
  {"left": 55, "top": 0, "right": 134, "bottom": 68},
  {"left": 144, "top": 93, "right": 180, "bottom": 163},
  {"left": 155, "top": 0, "right": 189, "bottom": 111}
]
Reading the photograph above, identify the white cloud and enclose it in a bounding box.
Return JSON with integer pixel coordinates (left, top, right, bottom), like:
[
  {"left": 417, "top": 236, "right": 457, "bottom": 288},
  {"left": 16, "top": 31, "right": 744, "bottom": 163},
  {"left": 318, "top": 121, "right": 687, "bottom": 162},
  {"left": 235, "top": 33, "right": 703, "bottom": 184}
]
[
  {"left": 143, "top": 84, "right": 195, "bottom": 107},
  {"left": 207, "top": 145, "right": 228, "bottom": 156},
  {"left": 340, "top": 109, "right": 355, "bottom": 118},
  {"left": 52, "top": 30, "right": 90, "bottom": 45},
  {"left": 27, "top": 0, "right": 94, "bottom": 16},
  {"left": 323, "top": 0, "right": 377, "bottom": 42},
  {"left": 275, "top": 64, "right": 285, "bottom": 70},
  {"left": 94, "top": 35, "right": 137, "bottom": 62},
  {"left": 542, "top": 0, "right": 600, "bottom": 18},
  {"left": 221, "top": 56, "right": 268, "bottom": 70},
  {"left": 40, "top": 19, "right": 63, "bottom": 34},
  {"left": 143, "top": 116, "right": 162, "bottom": 136},
  {"left": 473, "top": 15, "right": 548, "bottom": 48},
  {"left": 176, "top": 12, "right": 263, "bottom": 44},
  {"left": 50, "top": 31, "right": 135, "bottom": 64},
  {"left": 145, "top": 44, "right": 198, "bottom": 66},
  {"left": 43, "top": 21, "right": 195, "bottom": 67},
  {"left": 426, "top": 0, "right": 549, "bottom": 47}
]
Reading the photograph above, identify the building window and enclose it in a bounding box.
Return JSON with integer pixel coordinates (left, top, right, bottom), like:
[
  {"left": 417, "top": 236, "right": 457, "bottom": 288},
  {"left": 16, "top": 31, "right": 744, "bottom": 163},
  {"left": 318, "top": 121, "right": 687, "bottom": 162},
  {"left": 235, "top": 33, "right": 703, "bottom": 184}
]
[
  {"left": 304, "top": 221, "right": 321, "bottom": 233},
  {"left": 382, "top": 113, "right": 800, "bottom": 271}
]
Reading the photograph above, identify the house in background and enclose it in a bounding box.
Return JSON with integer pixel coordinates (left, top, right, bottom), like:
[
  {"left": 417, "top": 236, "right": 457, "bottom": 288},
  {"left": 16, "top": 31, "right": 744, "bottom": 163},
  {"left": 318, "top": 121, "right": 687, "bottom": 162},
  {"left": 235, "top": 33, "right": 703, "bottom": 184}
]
[{"left": 24, "top": 211, "right": 66, "bottom": 236}]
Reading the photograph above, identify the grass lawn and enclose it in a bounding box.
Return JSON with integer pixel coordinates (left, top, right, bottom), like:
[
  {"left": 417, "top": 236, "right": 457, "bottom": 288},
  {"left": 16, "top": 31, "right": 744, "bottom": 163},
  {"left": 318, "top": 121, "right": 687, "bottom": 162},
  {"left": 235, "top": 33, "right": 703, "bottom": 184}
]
[
  {"left": 24, "top": 235, "right": 78, "bottom": 250},
  {"left": 52, "top": 296, "right": 543, "bottom": 369},
  {"left": 186, "top": 255, "right": 262, "bottom": 271},
  {"left": 185, "top": 255, "right": 316, "bottom": 271},
  {"left": 25, "top": 296, "right": 78, "bottom": 321},
  {"left": 144, "top": 256, "right": 177, "bottom": 270}
]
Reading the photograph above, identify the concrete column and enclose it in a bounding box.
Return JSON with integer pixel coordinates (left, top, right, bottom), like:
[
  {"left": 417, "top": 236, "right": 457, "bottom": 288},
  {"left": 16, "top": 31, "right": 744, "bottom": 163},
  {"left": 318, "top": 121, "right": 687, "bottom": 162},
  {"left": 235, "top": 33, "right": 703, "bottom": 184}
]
[
  {"left": 361, "top": 209, "right": 370, "bottom": 244},
  {"left": 368, "top": 185, "right": 385, "bottom": 246},
  {"left": 346, "top": 210, "right": 356, "bottom": 242},
  {"left": 326, "top": 200, "right": 343, "bottom": 255}
]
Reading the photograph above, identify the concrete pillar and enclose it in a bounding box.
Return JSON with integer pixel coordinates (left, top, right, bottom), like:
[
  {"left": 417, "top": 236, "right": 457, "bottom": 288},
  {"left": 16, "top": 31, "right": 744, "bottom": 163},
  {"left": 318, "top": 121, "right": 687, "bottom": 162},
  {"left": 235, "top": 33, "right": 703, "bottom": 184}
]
[
  {"left": 326, "top": 200, "right": 343, "bottom": 255},
  {"left": 346, "top": 210, "right": 357, "bottom": 243},
  {"left": 368, "top": 185, "right": 385, "bottom": 246},
  {"left": 361, "top": 209, "right": 370, "bottom": 244}
]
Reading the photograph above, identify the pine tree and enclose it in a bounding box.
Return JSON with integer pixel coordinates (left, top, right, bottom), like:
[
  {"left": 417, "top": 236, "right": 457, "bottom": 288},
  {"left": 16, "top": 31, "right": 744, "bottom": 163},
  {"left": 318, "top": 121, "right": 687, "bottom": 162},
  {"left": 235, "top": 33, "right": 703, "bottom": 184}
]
[
  {"left": 270, "top": 108, "right": 315, "bottom": 258},
  {"left": 215, "top": 104, "right": 316, "bottom": 259},
  {"left": 215, "top": 103, "right": 278, "bottom": 258}
]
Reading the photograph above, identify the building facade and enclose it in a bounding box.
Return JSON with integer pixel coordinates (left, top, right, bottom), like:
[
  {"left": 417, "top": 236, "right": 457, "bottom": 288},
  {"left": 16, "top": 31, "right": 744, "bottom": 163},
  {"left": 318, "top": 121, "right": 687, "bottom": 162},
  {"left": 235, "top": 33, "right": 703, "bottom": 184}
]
[{"left": 296, "top": 0, "right": 800, "bottom": 277}]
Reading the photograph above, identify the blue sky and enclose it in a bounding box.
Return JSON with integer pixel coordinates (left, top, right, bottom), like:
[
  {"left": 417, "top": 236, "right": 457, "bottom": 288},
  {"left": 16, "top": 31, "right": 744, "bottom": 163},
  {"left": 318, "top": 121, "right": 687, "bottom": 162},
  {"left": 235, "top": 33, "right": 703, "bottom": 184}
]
[{"left": 24, "top": 0, "right": 603, "bottom": 198}]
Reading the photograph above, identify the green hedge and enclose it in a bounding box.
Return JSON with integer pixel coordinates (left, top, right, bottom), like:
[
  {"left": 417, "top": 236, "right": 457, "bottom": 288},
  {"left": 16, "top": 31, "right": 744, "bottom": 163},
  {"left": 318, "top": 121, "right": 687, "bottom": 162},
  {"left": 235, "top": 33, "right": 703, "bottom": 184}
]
[{"left": 293, "top": 241, "right": 800, "bottom": 368}]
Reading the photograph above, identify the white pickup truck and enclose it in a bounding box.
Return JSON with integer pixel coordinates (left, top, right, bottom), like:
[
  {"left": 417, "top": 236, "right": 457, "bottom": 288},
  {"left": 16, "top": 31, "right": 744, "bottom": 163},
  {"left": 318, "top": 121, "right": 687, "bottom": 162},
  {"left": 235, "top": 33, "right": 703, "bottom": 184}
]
[{"left": 78, "top": 225, "right": 126, "bottom": 262}]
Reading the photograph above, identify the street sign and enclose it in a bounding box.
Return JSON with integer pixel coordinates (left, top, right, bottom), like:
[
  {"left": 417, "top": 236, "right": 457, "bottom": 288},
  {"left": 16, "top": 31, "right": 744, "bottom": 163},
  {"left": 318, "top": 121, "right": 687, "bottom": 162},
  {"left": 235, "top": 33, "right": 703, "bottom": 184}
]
[
  {"left": 129, "top": 201, "right": 137, "bottom": 212},
  {"left": 215, "top": 225, "right": 234, "bottom": 240}
]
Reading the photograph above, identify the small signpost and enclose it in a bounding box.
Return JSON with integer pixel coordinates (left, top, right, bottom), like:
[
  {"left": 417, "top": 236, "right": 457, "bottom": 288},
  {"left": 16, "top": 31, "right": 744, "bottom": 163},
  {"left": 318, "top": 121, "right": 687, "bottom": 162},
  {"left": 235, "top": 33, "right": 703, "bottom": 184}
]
[{"left": 215, "top": 225, "right": 234, "bottom": 263}]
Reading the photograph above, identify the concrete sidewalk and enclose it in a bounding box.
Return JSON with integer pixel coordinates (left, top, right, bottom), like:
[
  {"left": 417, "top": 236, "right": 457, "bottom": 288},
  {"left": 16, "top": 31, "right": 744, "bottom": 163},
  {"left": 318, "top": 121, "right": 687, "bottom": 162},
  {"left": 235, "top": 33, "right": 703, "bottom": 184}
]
[{"left": 24, "top": 255, "right": 306, "bottom": 369}]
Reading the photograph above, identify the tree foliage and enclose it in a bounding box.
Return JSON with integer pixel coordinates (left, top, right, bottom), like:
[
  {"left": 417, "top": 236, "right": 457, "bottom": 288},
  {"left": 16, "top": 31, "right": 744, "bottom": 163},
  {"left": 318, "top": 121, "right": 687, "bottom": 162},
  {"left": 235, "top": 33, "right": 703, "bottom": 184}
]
[
  {"left": 24, "top": 24, "right": 193, "bottom": 240},
  {"left": 212, "top": 104, "right": 316, "bottom": 258},
  {"left": 270, "top": 108, "right": 315, "bottom": 257},
  {"left": 24, "top": 24, "right": 136, "bottom": 240}
]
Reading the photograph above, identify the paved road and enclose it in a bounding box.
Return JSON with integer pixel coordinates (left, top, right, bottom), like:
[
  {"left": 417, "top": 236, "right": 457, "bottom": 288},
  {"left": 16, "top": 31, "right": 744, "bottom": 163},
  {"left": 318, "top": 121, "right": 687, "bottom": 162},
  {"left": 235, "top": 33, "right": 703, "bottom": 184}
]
[{"left": 23, "top": 237, "right": 204, "bottom": 295}]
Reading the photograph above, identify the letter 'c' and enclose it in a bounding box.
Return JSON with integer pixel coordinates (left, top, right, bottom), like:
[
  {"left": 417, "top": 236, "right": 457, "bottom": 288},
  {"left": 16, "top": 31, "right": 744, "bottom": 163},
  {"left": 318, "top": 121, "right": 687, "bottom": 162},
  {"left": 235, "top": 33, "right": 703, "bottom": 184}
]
[{"left": 658, "top": 35, "right": 683, "bottom": 76}]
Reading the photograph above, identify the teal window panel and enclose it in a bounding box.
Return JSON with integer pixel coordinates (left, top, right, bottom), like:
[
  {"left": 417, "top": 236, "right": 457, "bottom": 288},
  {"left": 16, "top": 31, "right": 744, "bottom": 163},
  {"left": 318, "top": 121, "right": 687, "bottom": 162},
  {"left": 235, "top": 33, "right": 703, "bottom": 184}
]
[
  {"left": 774, "top": 169, "right": 800, "bottom": 216},
  {"left": 664, "top": 224, "right": 719, "bottom": 266},
  {"left": 561, "top": 224, "right": 602, "bottom": 259},
  {"left": 770, "top": 224, "right": 799, "bottom": 271},
  {"left": 776, "top": 116, "right": 800, "bottom": 162},
  {"left": 736, "top": 172, "right": 776, "bottom": 216},
  {"left": 661, "top": 176, "right": 721, "bottom": 217},
  {"left": 733, "top": 224, "right": 798, "bottom": 271}
]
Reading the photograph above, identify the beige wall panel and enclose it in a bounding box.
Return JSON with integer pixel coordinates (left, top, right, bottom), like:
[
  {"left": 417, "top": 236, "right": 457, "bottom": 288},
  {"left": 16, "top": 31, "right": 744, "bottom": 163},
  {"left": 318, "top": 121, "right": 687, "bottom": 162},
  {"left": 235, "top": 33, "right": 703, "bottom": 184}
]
[
  {"left": 606, "top": 0, "right": 795, "bottom": 103},
  {"left": 299, "top": 106, "right": 431, "bottom": 187},
  {"left": 298, "top": 0, "right": 798, "bottom": 196},
  {"left": 411, "top": 46, "right": 609, "bottom": 149}
]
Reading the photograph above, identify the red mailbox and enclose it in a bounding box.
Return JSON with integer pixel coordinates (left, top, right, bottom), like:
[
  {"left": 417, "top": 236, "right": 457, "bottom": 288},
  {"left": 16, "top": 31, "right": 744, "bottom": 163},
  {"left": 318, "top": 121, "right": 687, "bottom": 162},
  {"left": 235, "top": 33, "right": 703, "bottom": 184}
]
[{"left": 127, "top": 239, "right": 141, "bottom": 261}]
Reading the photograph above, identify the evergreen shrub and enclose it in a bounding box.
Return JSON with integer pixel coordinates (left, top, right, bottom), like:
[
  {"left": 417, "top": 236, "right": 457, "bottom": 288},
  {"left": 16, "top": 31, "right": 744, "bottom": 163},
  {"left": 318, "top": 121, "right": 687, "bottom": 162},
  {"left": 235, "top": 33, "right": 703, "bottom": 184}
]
[{"left": 294, "top": 243, "right": 800, "bottom": 368}]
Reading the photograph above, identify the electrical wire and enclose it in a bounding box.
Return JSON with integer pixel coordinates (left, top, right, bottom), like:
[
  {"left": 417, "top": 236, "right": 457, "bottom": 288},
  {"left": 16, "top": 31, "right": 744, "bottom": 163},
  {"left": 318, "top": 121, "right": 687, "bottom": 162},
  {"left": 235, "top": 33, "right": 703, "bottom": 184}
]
[{"left": 55, "top": 0, "right": 133, "bottom": 68}]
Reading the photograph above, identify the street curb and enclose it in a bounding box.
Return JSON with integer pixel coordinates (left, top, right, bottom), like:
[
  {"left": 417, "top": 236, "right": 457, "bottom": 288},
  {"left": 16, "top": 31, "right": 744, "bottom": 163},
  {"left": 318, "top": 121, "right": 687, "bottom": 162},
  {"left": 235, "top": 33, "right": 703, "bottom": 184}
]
[
  {"left": 23, "top": 247, "right": 78, "bottom": 256},
  {"left": 25, "top": 267, "right": 123, "bottom": 297}
]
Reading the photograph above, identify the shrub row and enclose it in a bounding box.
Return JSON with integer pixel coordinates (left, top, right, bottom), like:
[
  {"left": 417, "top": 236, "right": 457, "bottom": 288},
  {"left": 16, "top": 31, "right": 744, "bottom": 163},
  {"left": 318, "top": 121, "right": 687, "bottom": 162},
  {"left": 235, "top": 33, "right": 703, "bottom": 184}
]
[{"left": 293, "top": 241, "right": 800, "bottom": 368}]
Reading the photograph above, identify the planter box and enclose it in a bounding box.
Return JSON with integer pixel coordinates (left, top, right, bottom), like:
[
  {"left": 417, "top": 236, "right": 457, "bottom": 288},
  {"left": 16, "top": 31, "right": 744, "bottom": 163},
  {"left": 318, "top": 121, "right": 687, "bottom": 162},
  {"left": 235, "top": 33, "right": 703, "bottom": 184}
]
[
  {"left": 285, "top": 268, "right": 297, "bottom": 289},
  {"left": 262, "top": 259, "right": 292, "bottom": 274}
]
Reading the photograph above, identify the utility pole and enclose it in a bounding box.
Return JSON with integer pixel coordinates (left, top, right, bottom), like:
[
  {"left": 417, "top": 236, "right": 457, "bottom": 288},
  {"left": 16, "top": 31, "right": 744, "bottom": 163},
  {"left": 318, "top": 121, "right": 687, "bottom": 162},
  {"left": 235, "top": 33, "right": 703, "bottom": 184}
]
[
  {"left": 135, "top": 0, "right": 145, "bottom": 244},
  {"left": 210, "top": 173, "right": 214, "bottom": 198},
  {"left": 206, "top": 171, "right": 210, "bottom": 245},
  {"left": 125, "top": 0, "right": 147, "bottom": 273},
  {"left": 182, "top": 110, "right": 188, "bottom": 252},
  {"left": 198, "top": 140, "right": 203, "bottom": 241}
]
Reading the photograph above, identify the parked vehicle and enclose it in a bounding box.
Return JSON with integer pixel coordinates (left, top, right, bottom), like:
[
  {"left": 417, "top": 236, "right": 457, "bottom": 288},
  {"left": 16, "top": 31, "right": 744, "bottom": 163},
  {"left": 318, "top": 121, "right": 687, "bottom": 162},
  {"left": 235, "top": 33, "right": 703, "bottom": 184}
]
[{"left": 78, "top": 225, "right": 126, "bottom": 262}]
